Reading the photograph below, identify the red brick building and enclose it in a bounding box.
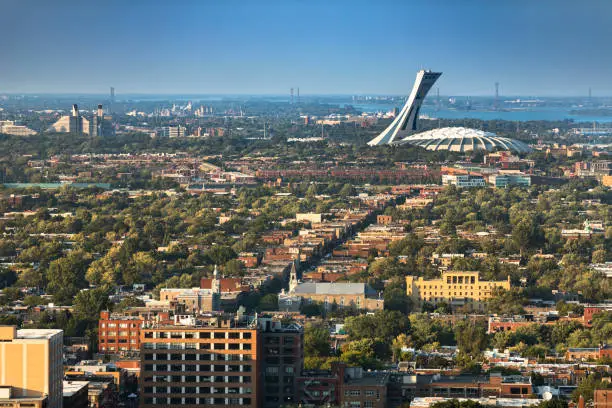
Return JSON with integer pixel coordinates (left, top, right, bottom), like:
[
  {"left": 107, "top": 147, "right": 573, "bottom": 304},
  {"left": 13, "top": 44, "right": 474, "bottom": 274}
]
[
  {"left": 297, "top": 363, "right": 389, "bottom": 408},
  {"left": 595, "top": 390, "right": 612, "bottom": 408},
  {"left": 200, "top": 277, "right": 248, "bottom": 294},
  {"left": 98, "top": 311, "right": 143, "bottom": 354}
]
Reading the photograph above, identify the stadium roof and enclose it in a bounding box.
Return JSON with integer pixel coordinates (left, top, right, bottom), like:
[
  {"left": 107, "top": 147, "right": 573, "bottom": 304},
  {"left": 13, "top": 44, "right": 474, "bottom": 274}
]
[{"left": 398, "top": 127, "right": 532, "bottom": 153}]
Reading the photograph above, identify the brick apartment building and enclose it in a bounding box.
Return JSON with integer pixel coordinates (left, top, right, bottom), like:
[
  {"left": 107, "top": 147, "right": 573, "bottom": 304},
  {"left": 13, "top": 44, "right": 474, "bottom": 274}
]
[
  {"left": 139, "top": 316, "right": 259, "bottom": 408},
  {"left": 98, "top": 311, "right": 143, "bottom": 354},
  {"left": 139, "top": 315, "right": 303, "bottom": 408},
  {"left": 296, "top": 362, "right": 389, "bottom": 408}
]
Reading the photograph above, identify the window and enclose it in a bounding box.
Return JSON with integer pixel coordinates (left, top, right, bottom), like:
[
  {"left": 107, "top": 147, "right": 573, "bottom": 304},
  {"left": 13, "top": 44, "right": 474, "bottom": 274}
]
[{"left": 243, "top": 332, "right": 252, "bottom": 339}]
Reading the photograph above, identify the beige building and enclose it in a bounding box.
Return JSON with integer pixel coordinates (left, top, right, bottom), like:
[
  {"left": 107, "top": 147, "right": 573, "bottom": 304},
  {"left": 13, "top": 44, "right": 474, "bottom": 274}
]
[
  {"left": 0, "top": 387, "right": 46, "bottom": 408},
  {"left": 0, "top": 121, "right": 37, "bottom": 136},
  {"left": 406, "top": 271, "right": 510, "bottom": 311},
  {"left": 296, "top": 213, "right": 323, "bottom": 224},
  {"left": 159, "top": 265, "right": 221, "bottom": 312},
  {"left": 0, "top": 326, "right": 63, "bottom": 408},
  {"left": 291, "top": 282, "right": 384, "bottom": 311},
  {"left": 159, "top": 288, "right": 219, "bottom": 312}
]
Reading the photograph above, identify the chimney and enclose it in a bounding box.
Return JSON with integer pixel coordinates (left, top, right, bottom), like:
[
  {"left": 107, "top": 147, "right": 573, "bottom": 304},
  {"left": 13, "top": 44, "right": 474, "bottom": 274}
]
[
  {"left": 97, "top": 104, "right": 103, "bottom": 118},
  {"left": 71, "top": 104, "right": 79, "bottom": 117},
  {"left": 578, "top": 395, "right": 584, "bottom": 408}
]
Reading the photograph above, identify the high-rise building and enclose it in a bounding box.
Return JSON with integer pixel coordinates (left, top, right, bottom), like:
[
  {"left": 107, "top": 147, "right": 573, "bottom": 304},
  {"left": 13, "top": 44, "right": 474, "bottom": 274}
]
[
  {"left": 139, "top": 316, "right": 260, "bottom": 408},
  {"left": 368, "top": 70, "right": 441, "bottom": 146},
  {"left": 0, "top": 326, "right": 63, "bottom": 408},
  {"left": 260, "top": 318, "right": 303, "bottom": 408},
  {"left": 90, "top": 104, "right": 114, "bottom": 138},
  {"left": 48, "top": 104, "right": 89, "bottom": 135},
  {"left": 138, "top": 315, "right": 304, "bottom": 408}
]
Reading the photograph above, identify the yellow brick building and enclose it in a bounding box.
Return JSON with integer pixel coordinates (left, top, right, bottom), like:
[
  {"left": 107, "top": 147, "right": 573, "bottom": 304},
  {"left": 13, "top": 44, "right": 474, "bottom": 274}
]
[
  {"left": 406, "top": 271, "right": 510, "bottom": 311},
  {"left": 0, "top": 326, "right": 63, "bottom": 408}
]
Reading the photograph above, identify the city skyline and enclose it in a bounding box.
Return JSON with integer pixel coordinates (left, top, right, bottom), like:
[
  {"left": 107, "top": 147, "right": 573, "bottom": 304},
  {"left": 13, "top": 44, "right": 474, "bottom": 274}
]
[{"left": 1, "top": 0, "right": 612, "bottom": 96}]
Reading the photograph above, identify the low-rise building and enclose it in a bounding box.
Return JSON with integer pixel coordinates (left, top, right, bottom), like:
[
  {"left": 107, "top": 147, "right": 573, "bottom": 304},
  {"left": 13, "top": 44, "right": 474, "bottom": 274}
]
[
  {"left": 296, "top": 363, "right": 388, "bottom": 408},
  {"left": 289, "top": 268, "right": 384, "bottom": 312},
  {"left": 63, "top": 381, "right": 89, "bottom": 408},
  {"left": 98, "top": 311, "right": 143, "bottom": 355},
  {"left": 406, "top": 271, "right": 511, "bottom": 311},
  {"left": 595, "top": 389, "right": 612, "bottom": 408},
  {"left": 489, "top": 174, "right": 531, "bottom": 188},
  {"left": 442, "top": 174, "right": 486, "bottom": 188}
]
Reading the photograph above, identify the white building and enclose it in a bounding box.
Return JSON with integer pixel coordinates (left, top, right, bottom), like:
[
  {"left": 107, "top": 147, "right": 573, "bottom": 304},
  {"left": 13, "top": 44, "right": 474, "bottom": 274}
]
[
  {"left": 442, "top": 174, "right": 486, "bottom": 188},
  {"left": 157, "top": 126, "right": 187, "bottom": 138}
]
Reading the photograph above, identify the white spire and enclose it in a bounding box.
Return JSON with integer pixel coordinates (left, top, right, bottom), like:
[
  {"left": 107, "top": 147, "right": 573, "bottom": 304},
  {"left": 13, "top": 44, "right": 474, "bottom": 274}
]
[
  {"left": 212, "top": 264, "right": 220, "bottom": 294},
  {"left": 289, "top": 261, "right": 298, "bottom": 293}
]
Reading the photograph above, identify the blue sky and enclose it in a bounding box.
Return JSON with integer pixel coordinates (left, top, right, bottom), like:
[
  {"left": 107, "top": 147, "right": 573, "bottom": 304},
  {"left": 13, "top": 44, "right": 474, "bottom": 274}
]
[{"left": 1, "top": 0, "right": 611, "bottom": 96}]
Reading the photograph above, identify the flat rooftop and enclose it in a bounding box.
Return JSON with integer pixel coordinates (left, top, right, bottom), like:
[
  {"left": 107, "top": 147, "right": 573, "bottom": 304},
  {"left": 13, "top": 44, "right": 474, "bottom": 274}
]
[
  {"left": 63, "top": 381, "right": 88, "bottom": 397},
  {"left": 17, "top": 329, "right": 63, "bottom": 340},
  {"left": 411, "top": 397, "right": 541, "bottom": 408}
]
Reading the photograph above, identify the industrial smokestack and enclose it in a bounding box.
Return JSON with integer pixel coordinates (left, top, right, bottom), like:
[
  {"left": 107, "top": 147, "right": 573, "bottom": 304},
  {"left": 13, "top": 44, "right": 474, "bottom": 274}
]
[
  {"left": 71, "top": 104, "right": 79, "bottom": 117},
  {"left": 97, "top": 104, "right": 103, "bottom": 118}
]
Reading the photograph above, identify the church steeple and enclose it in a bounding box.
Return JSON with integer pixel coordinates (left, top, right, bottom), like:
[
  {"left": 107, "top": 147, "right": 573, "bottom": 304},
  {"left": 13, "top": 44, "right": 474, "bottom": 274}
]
[{"left": 289, "top": 261, "right": 298, "bottom": 293}]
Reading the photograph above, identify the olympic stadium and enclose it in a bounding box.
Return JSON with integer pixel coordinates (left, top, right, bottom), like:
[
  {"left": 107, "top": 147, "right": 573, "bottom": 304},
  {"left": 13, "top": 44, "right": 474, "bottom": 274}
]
[
  {"left": 396, "top": 126, "right": 532, "bottom": 153},
  {"left": 368, "top": 70, "right": 532, "bottom": 153}
]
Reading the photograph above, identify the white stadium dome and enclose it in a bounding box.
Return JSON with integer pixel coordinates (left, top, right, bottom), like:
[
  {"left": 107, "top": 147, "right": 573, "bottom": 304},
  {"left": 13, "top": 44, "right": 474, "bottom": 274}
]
[{"left": 398, "top": 127, "right": 532, "bottom": 153}]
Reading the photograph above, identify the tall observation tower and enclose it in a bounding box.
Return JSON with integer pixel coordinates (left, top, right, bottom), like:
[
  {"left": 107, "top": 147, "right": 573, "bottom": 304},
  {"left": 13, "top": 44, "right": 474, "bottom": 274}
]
[{"left": 368, "top": 70, "right": 441, "bottom": 146}]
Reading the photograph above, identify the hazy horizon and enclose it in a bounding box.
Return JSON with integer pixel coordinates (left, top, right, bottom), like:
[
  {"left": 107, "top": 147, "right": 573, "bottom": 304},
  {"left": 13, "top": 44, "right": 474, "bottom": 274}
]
[{"left": 2, "top": 0, "right": 612, "bottom": 96}]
